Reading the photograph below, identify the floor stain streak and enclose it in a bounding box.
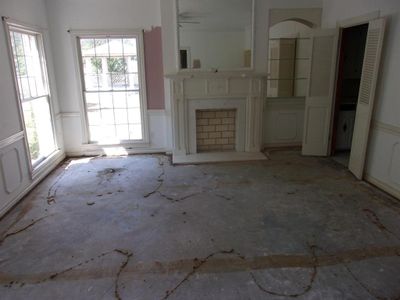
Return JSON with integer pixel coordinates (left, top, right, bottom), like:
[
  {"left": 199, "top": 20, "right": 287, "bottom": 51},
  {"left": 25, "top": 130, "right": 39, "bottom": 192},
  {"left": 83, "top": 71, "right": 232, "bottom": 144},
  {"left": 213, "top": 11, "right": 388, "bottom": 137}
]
[
  {"left": 363, "top": 208, "right": 400, "bottom": 241},
  {"left": 114, "top": 249, "right": 133, "bottom": 300},
  {"left": 315, "top": 245, "right": 391, "bottom": 300},
  {"left": 0, "top": 245, "right": 399, "bottom": 284},
  {"left": 0, "top": 216, "right": 50, "bottom": 245},
  {"left": 46, "top": 160, "right": 70, "bottom": 204},
  {"left": 163, "top": 249, "right": 245, "bottom": 300},
  {"left": 250, "top": 244, "right": 318, "bottom": 298},
  {"left": 144, "top": 157, "right": 166, "bottom": 198}
]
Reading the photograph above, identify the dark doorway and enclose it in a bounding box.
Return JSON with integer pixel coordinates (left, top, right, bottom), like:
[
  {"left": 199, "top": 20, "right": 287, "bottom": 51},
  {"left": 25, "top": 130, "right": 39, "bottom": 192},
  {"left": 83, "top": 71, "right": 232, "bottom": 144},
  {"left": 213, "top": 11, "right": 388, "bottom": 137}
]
[
  {"left": 331, "top": 24, "right": 368, "bottom": 167},
  {"left": 180, "top": 49, "right": 188, "bottom": 69}
]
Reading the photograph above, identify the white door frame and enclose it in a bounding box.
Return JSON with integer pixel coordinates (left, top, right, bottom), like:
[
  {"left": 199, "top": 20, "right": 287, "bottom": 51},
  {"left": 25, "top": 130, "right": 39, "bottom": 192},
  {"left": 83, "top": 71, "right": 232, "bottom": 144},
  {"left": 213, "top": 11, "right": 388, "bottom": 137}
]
[{"left": 330, "top": 12, "right": 382, "bottom": 178}]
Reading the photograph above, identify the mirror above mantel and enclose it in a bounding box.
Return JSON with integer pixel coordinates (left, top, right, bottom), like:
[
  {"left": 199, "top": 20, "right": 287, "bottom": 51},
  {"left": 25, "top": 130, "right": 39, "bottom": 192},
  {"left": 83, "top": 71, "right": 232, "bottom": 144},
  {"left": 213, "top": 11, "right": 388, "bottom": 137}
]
[{"left": 176, "top": 0, "right": 254, "bottom": 71}]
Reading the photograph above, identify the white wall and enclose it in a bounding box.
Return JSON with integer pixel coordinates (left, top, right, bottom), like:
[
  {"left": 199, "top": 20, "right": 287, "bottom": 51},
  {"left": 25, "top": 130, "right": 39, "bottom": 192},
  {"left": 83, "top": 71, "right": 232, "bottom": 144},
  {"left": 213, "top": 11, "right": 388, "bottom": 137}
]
[
  {"left": 0, "top": 0, "right": 64, "bottom": 217},
  {"left": 45, "top": 0, "right": 170, "bottom": 155},
  {"left": 322, "top": 0, "right": 400, "bottom": 198}
]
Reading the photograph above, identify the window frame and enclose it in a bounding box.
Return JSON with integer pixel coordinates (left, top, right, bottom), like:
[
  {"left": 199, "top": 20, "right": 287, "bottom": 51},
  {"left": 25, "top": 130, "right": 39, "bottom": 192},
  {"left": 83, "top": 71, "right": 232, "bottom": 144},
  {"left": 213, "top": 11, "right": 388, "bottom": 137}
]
[
  {"left": 3, "top": 18, "right": 58, "bottom": 176},
  {"left": 71, "top": 29, "right": 149, "bottom": 146}
]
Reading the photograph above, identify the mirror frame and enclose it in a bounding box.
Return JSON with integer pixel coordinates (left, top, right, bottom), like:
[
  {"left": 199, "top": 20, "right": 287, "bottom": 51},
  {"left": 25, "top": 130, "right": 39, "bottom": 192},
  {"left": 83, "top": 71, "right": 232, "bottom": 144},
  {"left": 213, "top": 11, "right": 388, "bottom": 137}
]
[{"left": 174, "top": 0, "right": 255, "bottom": 72}]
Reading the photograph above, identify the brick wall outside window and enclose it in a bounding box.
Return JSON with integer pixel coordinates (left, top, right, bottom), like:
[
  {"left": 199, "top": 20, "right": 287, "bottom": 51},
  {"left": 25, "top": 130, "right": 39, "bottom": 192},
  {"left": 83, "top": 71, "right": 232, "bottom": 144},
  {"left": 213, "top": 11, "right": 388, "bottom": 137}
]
[{"left": 196, "top": 109, "right": 236, "bottom": 152}]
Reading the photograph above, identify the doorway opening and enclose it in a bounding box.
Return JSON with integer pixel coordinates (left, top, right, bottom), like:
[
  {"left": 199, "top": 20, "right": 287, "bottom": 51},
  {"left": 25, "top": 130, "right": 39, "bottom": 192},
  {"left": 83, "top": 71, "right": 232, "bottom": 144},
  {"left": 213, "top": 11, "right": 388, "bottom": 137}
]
[{"left": 331, "top": 24, "right": 368, "bottom": 167}]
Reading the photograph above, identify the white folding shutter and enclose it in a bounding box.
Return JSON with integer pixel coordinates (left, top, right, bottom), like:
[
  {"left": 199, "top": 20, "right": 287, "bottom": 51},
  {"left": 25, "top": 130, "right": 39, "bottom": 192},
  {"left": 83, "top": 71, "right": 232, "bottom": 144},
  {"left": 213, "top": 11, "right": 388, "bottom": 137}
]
[
  {"left": 302, "top": 29, "right": 339, "bottom": 156},
  {"left": 349, "top": 18, "right": 386, "bottom": 179}
]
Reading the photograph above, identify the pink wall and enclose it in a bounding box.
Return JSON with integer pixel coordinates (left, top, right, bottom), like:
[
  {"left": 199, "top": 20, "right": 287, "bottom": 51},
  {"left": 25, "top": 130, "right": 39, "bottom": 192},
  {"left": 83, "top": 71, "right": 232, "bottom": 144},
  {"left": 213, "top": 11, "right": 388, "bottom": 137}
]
[{"left": 144, "top": 26, "right": 165, "bottom": 110}]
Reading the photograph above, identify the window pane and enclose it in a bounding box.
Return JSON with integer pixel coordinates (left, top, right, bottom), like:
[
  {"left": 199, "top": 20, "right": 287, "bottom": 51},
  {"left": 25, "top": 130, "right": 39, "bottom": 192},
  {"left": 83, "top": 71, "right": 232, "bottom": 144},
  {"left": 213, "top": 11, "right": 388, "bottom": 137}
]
[
  {"left": 80, "top": 39, "right": 95, "bottom": 57},
  {"left": 123, "top": 38, "right": 137, "bottom": 55},
  {"left": 128, "top": 108, "right": 142, "bottom": 124},
  {"left": 116, "top": 125, "right": 129, "bottom": 140},
  {"left": 89, "top": 125, "right": 101, "bottom": 141},
  {"left": 113, "top": 92, "right": 127, "bottom": 109},
  {"left": 85, "top": 92, "right": 100, "bottom": 110},
  {"left": 126, "top": 56, "right": 138, "bottom": 73},
  {"left": 22, "top": 97, "right": 55, "bottom": 165},
  {"left": 100, "top": 92, "right": 113, "bottom": 109},
  {"left": 111, "top": 73, "right": 128, "bottom": 90},
  {"left": 109, "top": 39, "right": 123, "bottom": 55},
  {"left": 127, "top": 73, "right": 139, "bottom": 90},
  {"left": 129, "top": 124, "right": 142, "bottom": 140},
  {"left": 87, "top": 110, "right": 101, "bottom": 126},
  {"left": 114, "top": 109, "right": 128, "bottom": 124},
  {"left": 127, "top": 92, "right": 140, "bottom": 108},
  {"left": 101, "top": 109, "right": 115, "bottom": 125}
]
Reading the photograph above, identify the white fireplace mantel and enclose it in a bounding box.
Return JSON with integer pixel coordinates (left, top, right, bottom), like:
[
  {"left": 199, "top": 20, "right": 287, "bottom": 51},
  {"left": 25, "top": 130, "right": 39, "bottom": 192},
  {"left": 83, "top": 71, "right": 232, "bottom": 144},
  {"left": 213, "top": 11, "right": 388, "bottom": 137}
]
[{"left": 167, "top": 72, "right": 267, "bottom": 164}]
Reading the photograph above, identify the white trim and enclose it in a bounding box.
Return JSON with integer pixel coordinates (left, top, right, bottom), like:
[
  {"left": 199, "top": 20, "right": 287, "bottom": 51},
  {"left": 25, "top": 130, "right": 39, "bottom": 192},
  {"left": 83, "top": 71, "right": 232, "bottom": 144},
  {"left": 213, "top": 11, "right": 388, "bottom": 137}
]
[
  {"left": 1, "top": 17, "right": 46, "bottom": 33},
  {"left": 70, "top": 33, "right": 90, "bottom": 143},
  {"left": 173, "top": 151, "right": 267, "bottom": 165},
  {"left": 32, "top": 150, "right": 64, "bottom": 180},
  {"left": 373, "top": 120, "right": 400, "bottom": 137},
  {"left": 337, "top": 11, "right": 380, "bottom": 28},
  {"left": 70, "top": 29, "right": 150, "bottom": 146},
  {"left": 264, "top": 142, "right": 302, "bottom": 148},
  {"left": 147, "top": 109, "right": 167, "bottom": 115},
  {"left": 0, "top": 132, "right": 24, "bottom": 150},
  {"left": 60, "top": 112, "right": 81, "bottom": 118},
  {"left": 65, "top": 147, "right": 168, "bottom": 157},
  {"left": 365, "top": 174, "right": 400, "bottom": 200},
  {"left": 0, "top": 151, "right": 65, "bottom": 218}
]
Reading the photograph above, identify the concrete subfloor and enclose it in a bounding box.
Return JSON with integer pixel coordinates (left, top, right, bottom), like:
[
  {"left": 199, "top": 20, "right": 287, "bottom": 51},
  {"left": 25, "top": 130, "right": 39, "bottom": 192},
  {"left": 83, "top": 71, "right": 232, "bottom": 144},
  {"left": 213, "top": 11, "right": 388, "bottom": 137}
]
[{"left": 0, "top": 150, "right": 400, "bottom": 300}]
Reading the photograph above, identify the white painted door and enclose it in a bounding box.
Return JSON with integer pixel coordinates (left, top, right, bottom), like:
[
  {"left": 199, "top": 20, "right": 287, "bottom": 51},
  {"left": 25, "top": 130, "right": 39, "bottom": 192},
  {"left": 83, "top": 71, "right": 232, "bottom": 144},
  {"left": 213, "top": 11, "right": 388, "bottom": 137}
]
[
  {"left": 349, "top": 19, "right": 386, "bottom": 179},
  {"left": 302, "top": 29, "right": 339, "bottom": 156}
]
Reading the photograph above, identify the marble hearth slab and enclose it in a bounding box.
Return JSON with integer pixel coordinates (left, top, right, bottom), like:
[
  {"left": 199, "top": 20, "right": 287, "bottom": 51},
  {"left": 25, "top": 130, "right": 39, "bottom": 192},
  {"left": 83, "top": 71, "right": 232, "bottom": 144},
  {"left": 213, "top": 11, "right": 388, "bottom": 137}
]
[{"left": 173, "top": 152, "right": 267, "bottom": 165}]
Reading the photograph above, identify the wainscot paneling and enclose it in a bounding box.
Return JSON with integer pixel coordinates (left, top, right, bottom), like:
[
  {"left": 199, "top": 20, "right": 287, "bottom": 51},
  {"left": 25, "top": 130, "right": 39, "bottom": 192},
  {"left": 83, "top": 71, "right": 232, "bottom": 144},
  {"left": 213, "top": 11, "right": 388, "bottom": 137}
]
[
  {"left": 263, "top": 97, "right": 305, "bottom": 147},
  {"left": 365, "top": 121, "right": 400, "bottom": 199},
  {"left": 0, "top": 133, "right": 30, "bottom": 215}
]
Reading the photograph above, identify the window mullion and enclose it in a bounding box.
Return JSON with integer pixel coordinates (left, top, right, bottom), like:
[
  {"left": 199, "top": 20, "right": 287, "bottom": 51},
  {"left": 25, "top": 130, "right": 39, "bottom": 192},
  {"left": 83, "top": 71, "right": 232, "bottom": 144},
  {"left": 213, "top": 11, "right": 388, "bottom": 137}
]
[
  {"left": 20, "top": 33, "right": 33, "bottom": 99},
  {"left": 121, "top": 38, "right": 131, "bottom": 139},
  {"left": 107, "top": 38, "right": 118, "bottom": 137},
  {"left": 93, "top": 38, "right": 103, "bottom": 132}
]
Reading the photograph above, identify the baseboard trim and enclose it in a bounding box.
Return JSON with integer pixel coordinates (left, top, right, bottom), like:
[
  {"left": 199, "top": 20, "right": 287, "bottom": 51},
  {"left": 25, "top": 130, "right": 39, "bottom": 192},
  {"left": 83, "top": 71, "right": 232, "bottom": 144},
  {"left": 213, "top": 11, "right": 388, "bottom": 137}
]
[
  {"left": 65, "top": 147, "right": 169, "bottom": 157},
  {"left": 263, "top": 142, "right": 302, "bottom": 148},
  {"left": 365, "top": 174, "right": 400, "bottom": 200},
  {"left": 0, "top": 151, "right": 66, "bottom": 218}
]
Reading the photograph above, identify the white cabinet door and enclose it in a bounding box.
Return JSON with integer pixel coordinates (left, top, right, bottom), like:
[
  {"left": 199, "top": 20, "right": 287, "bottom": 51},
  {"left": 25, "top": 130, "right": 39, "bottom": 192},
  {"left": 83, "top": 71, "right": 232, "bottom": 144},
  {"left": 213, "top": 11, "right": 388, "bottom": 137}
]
[
  {"left": 302, "top": 29, "right": 339, "bottom": 156},
  {"left": 349, "top": 19, "right": 386, "bottom": 179}
]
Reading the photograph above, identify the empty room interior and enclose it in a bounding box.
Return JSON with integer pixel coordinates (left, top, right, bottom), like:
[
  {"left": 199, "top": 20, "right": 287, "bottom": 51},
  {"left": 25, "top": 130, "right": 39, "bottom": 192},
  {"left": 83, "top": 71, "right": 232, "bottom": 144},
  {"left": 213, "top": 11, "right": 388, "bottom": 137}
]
[{"left": 1, "top": 0, "right": 400, "bottom": 299}]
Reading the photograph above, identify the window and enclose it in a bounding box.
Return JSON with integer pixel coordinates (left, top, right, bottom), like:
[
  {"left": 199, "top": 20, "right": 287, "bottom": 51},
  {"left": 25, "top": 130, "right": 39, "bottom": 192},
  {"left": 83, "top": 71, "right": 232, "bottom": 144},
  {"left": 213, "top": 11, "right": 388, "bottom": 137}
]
[
  {"left": 77, "top": 34, "right": 147, "bottom": 144},
  {"left": 6, "top": 21, "right": 57, "bottom": 168}
]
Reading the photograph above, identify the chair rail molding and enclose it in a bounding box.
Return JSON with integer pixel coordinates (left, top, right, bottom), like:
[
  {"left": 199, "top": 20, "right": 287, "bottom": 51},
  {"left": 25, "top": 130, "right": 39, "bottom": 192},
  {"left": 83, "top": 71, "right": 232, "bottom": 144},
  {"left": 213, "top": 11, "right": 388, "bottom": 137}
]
[{"left": 0, "top": 131, "right": 24, "bottom": 150}]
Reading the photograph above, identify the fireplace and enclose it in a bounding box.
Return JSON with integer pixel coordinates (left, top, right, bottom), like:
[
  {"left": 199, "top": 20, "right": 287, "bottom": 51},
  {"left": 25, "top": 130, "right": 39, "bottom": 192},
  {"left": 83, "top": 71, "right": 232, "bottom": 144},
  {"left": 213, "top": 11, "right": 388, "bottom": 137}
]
[
  {"left": 167, "top": 73, "right": 266, "bottom": 164},
  {"left": 196, "top": 109, "right": 236, "bottom": 153}
]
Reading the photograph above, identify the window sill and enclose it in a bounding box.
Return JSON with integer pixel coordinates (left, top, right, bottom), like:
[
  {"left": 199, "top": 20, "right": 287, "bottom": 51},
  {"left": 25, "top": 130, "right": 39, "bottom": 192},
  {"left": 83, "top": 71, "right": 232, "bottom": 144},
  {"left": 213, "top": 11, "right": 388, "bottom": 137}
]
[{"left": 31, "top": 149, "right": 65, "bottom": 181}]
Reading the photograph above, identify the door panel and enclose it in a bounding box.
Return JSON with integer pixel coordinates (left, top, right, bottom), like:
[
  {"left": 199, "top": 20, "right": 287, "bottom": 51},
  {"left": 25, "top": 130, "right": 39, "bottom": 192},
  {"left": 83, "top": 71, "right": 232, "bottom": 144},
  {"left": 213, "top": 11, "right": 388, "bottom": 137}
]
[
  {"left": 302, "top": 29, "right": 339, "bottom": 156},
  {"left": 349, "top": 18, "right": 386, "bottom": 179}
]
